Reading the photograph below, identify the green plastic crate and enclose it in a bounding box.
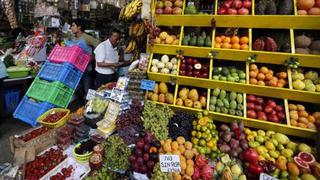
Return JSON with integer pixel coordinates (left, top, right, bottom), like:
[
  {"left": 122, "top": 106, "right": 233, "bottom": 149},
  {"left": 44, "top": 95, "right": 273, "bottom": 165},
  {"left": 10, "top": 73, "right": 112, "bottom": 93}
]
[{"left": 26, "top": 77, "right": 74, "bottom": 108}]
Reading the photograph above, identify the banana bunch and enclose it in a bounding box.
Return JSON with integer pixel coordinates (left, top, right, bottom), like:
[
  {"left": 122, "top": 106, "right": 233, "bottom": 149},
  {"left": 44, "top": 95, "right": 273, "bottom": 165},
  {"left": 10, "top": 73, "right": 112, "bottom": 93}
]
[
  {"left": 119, "top": 0, "right": 142, "bottom": 21},
  {"left": 129, "top": 21, "right": 146, "bottom": 37},
  {"left": 124, "top": 39, "right": 137, "bottom": 53}
]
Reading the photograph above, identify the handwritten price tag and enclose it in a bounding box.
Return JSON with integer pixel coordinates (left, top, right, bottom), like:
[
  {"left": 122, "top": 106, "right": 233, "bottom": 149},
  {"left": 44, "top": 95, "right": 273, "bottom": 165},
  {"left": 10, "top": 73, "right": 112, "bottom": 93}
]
[
  {"left": 140, "top": 79, "right": 155, "bottom": 91},
  {"left": 259, "top": 173, "right": 279, "bottom": 180},
  {"left": 160, "top": 155, "right": 181, "bottom": 173}
]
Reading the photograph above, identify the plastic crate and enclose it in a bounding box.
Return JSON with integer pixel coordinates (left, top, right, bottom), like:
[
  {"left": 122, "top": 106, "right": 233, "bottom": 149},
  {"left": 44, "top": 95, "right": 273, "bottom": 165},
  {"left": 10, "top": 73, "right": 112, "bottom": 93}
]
[
  {"left": 13, "top": 96, "right": 56, "bottom": 127},
  {"left": 38, "top": 61, "right": 83, "bottom": 89},
  {"left": 4, "top": 89, "right": 20, "bottom": 113},
  {"left": 37, "top": 108, "right": 70, "bottom": 128},
  {"left": 48, "top": 45, "right": 91, "bottom": 72},
  {"left": 26, "top": 77, "right": 74, "bottom": 108}
]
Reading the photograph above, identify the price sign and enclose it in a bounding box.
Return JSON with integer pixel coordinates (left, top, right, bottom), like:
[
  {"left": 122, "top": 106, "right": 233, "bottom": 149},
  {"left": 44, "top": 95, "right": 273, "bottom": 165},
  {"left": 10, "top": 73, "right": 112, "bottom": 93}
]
[
  {"left": 133, "top": 172, "right": 149, "bottom": 180},
  {"left": 86, "top": 89, "right": 96, "bottom": 100},
  {"left": 160, "top": 155, "right": 181, "bottom": 172},
  {"left": 259, "top": 173, "right": 279, "bottom": 180},
  {"left": 140, "top": 79, "right": 155, "bottom": 91}
]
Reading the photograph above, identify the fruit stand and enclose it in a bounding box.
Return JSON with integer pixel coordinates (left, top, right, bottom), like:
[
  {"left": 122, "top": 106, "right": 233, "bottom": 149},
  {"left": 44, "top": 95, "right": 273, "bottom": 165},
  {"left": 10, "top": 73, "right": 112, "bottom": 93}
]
[{"left": 146, "top": 0, "right": 320, "bottom": 139}]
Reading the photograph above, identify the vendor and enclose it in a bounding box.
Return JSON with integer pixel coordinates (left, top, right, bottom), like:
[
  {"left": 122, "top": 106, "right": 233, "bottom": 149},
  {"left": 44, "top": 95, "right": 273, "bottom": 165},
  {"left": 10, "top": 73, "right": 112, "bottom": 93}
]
[
  {"left": 94, "top": 28, "right": 127, "bottom": 89},
  {"left": 70, "top": 19, "right": 100, "bottom": 97}
]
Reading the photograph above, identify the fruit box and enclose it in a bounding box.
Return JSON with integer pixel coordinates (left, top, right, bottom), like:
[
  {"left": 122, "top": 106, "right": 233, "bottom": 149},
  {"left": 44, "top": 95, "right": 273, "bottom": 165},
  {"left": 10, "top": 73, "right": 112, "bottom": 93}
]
[{"left": 9, "top": 127, "right": 57, "bottom": 165}]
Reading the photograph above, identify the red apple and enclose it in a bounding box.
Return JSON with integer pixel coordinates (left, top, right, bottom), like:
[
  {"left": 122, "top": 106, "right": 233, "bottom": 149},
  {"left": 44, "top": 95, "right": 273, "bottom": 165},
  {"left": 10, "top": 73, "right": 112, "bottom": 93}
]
[
  {"left": 238, "top": 8, "right": 249, "bottom": 15},
  {"left": 268, "top": 114, "right": 279, "bottom": 123},
  {"left": 277, "top": 112, "right": 286, "bottom": 121},
  {"left": 264, "top": 106, "right": 273, "bottom": 114},
  {"left": 275, "top": 105, "right": 284, "bottom": 112},
  {"left": 247, "top": 110, "right": 257, "bottom": 119},
  {"left": 243, "top": 0, "right": 252, "bottom": 9},
  {"left": 180, "top": 63, "right": 186, "bottom": 70},
  {"left": 255, "top": 105, "right": 263, "bottom": 112},
  {"left": 223, "top": 0, "right": 233, "bottom": 8},
  {"left": 267, "top": 100, "right": 277, "bottom": 108},
  {"left": 232, "top": 0, "right": 243, "bottom": 9},
  {"left": 227, "top": 8, "right": 238, "bottom": 15},
  {"left": 247, "top": 95, "right": 256, "bottom": 102},
  {"left": 255, "top": 97, "right": 264, "bottom": 105},
  {"left": 186, "top": 58, "right": 193, "bottom": 65},
  {"left": 257, "top": 112, "right": 267, "bottom": 121},
  {"left": 247, "top": 102, "right": 255, "bottom": 110}
]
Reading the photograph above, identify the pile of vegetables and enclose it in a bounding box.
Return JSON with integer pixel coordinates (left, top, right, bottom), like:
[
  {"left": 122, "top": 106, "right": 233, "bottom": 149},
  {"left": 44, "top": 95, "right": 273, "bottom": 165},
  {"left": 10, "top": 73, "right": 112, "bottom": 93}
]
[
  {"left": 142, "top": 101, "right": 174, "bottom": 140},
  {"left": 102, "top": 135, "right": 131, "bottom": 171},
  {"left": 168, "top": 111, "right": 195, "bottom": 140},
  {"left": 116, "top": 100, "right": 143, "bottom": 145}
]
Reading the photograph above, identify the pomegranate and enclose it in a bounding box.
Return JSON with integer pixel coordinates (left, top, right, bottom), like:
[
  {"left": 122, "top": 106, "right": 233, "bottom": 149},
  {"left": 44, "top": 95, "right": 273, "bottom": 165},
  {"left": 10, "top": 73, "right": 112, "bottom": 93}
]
[
  {"left": 298, "top": 152, "right": 316, "bottom": 164},
  {"left": 294, "top": 156, "right": 310, "bottom": 169}
]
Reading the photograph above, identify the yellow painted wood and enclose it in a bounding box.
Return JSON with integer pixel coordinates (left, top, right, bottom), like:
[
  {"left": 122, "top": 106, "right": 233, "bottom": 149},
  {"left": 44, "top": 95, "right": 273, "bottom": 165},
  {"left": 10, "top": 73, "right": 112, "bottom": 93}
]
[
  {"left": 148, "top": 74, "right": 320, "bottom": 104},
  {"left": 249, "top": 29, "right": 252, "bottom": 51},
  {"left": 206, "top": 89, "right": 211, "bottom": 110},
  {"left": 214, "top": 0, "right": 218, "bottom": 15},
  {"left": 179, "top": 26, "right": 184, "bottom": 46},
  {"left": 155, "top": 15, "right": 320, "bottom": 29},
  {"left": 246, "top": 62, "right": 250, "bottom": 85},
  {"left": 293, "top": 0, "right": 298, "bottom": 15},
  {"left": 288, "top": 69, "right": 293, "bottom": 90},
  {"left": 290, "top": 29, "right": 295, "bottom": 54},
  {"left": 182, "top": 0, "right": 186, "bottom": 15},
  {"left": 284, "top": 99, "right": 291, "bottom": 126},
  {"left": 252, "top": 0, "right": 255, "bottom": 15},
  {"left": 150, "top": 44, "right": 320, "bottom": 68},
  {"left": 173, "top": 84, "right": 179, "bottom": 105},
  {"left": 147, "top": 53, "right": 154, "bottom": 73},
  {"left": 209, "top": 58, "right": 213, "bottom": 80},
  {"left": 243, "top": 93, "right": 247, "bottom": 118},
  {"left": 211, "top": 29, "right": 215, "bottom": 48}
]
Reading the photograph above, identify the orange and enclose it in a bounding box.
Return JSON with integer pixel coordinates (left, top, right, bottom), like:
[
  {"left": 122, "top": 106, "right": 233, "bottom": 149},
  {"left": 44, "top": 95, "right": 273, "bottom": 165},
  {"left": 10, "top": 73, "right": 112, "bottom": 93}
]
[
  {"left": 257, "top": 73, "right": 265, "bottom": 80},
  {"left": 220, "top": 35, "right": 226, "bottom": 40},
  {"left": 231, "top": 36, "right": 240, "bottom": 44},
  {"left": 271, "top": 77, "right": 278, "bottom": 82},
  {"left": 278, "top": 79, "right": 286, "bottom": 85},
  {"left": 277, "top": 82, "right": 284, "bottom": 88},
  {"left": 268, "top": 70, "right": 274, "bottom": 76},
  {"left": 240, "top": 36, "right": 249, "bottom": 44},
  {"left": 232, "top": 43, "right": 241, "bottom": 49},
  {"left": 268, "top": 80, "right": 277, "bottom": 87},
  {"left": 250, "top": 78, "right": 258, "bottom": 85},
  {"left": 249, "top": 64, "right": 258, "bottom": 71},
  {"left": 278, "top": 72, "right": 287, "bottom": 79},
  {"left": 249, "top": 71, "right": 257, "bottom": 78},
  {"left": 265, "top": 73, "right": 273, "bottom": 81},
  {"left": 215, "top": 36, "right": 222, "bottom": 43},
  {"left": 222, "top": 43, "right": 232, "bottom": 49},
  {"left": 258, "top": 80, "right": 265, "bottom": 86},
  {"left": 215, "top": 43, "right": 222, "bottom": 48},
  {"left": 240, "top": 44, "right": 249, "bottom": 50},
  {"left": 223, "top": 37, "right": 231, "bottom": 43},
  {"left": 260, "top": 67, "right": 269, "bottom": 74}
]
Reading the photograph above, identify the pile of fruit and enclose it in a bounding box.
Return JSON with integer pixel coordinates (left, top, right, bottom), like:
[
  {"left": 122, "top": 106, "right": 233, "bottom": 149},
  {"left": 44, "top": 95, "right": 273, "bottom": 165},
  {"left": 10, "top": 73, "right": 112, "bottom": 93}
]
[
  {"left": 218, "top": 0, "right": 252, "bottom": 15},
  {"left": 292, "top": 69, "right": 320, "bottom": 92},
  {"left": 168, "top": 111, "right": 195, "bottom": 140},
  {"left": 159, "top": 136, "right": 198, "bottom": 179},
  {"left": 155, "top": 0, "right": 183, "bottom": 15},
  {"left": 179, "top": 58, "right": 210, "bottom": 78},
  {"left": 150, "top": 55, "right": 178, "bottom": 75},
  {"left": 176, "top": 87, "right": 207, "bottom": 109},
  {"left": 297, "top": 0, "right": 320, "bottom": 15},
  {"left": 18, "top": 127, "right": 49, "bottom": 141},
  {"left": 129, "top": 131, "right": 160, "bottom": 177},
  {"left": 209, "top": 88, "right": 244, "bottom": 117},
  {"left": 154, "top": 31, "right": 180, "bottom": 45},
  {"left": 182, "top": 31, "right": 212, "bottom": 47},
  {"left": 42, "top": 111, "right": 67, "bottom": 123},
  {"left": 147, "top": 82, "right": 174, "bottom": 104},
  {"left": 90, "top": 96, "right": 109, "bottom": 114},
  {"left": 192, "top": 155, "right": 214, "bottom": 180},
  {"left": 288, "top": 103, "right": 319, "bottom": 130},
  {"left": 49, "top": 165, "right": 73, "bottom": 180},
  {"left": 253, "top": 36, "right": 279, "bottom": 52},
  {"left": 295, "top": 34, "right": 320, "bottom": 55},
  {"left": 191, "top": 112, "right": 219, "bottom": 158},
  {"left": 247, "top": 95, "right": 286, "bottom": 123},
  {"left": 151, "top": 163, "right": 170, "bottom": 180},
  {"left": 255, "top": 0, "right": 293, "bottom": 15},
  {"left": 25, "top": 148, "right": 67, "bottom": 179},
  {"left": 214, "top": 35, "right": 249, "bottom": 50},
  {"left": 212, "top": 66, "right": 246, "bottom": 83},
  {"left": 249, "top": 64, "right": 288, "bottom": 88},
  {"left": 218, "top": 122, "right": 248, "bottom": 158}
]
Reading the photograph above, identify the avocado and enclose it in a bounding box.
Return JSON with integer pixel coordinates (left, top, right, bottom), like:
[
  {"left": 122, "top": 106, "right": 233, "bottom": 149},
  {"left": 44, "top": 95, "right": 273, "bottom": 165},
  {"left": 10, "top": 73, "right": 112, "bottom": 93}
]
[
  {"left": 205, "top": 36, "right": 212, "bottom": 47},
  {"left": 197, "top": 36, "right": 205, "bottom": 46},
  {"left": 213, "top": 67, "right": 220, "bottom": 75},
  {"left": 190, "top": 36, "right": 197, "bottom": 46},
  {"left": 222, "top": 67, "right": 230, "bottom": 76},
  {"left": 182, "top": 37, "right": 190, "bottom": 45},
  {"left": 201, "top": 31, "right": 207, "bottom": 38}
]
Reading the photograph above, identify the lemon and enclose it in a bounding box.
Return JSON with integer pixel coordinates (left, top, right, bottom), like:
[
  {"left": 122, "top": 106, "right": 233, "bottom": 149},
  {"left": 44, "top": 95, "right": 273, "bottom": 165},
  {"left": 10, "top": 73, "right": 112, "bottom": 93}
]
[
  {"left": 191, "top": 131, "right": 197, "bottom": 137},
  {"left": 244, "top": 128, "right": 252, "bottom": 135},
  {"left": 265, "top": 141, "right": 276, "bottom": 151},
  {"left": 201, "top": 126, "right": 207, "bottom": 132},
  {"left": 191, "top": 138, "right": 199, "bottom": 145},
  {"left": 199, "top": 139, "right": 206, "bottom": 146},
  {"left": 199, "top": 147, "right": 206, "bottom": 155},
  {"left": 196, "top": 132, "right": 202, "bottom": 139}
]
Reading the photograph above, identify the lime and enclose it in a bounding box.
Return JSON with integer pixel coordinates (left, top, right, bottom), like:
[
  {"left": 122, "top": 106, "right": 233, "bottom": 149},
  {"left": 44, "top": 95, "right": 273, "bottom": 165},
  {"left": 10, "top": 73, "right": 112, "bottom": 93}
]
[
  {"left": 201, "top": 126, "right": 207, "bottom": 132},
  {"left": 196, "top": 132, "right": 202, "bottom": 139},
  {"left": 199, "top": 148, "right": 206, "bottom": 155},
  {"left": 201, "top": 133, "right": 207, "bottom": 139},
  {"left": 192, "top": 120, "right": 197, "bottom": 126},
  {"left": 206, "top": 148, "right": 211, "bottom": 154},
  {"left": 203, "top": 110, "right": 209, "bottom": 116},
  {"left": 192, "top": 138, "right": 199, "bottom": 145},
  {"left": 191, "top": 131, "right": 197, "bottom": 137},
  {"left": 210, "top": 152, "right": 218, "bottom": 159},
  {"left": 205, "top": 129, "right": 211, "bottom": 135},
  {"left": 199, "top": 139, "right": 206, "bottom": 146},
  {"left": 196, "top": 125, "right": 201, "bottom": 131}
]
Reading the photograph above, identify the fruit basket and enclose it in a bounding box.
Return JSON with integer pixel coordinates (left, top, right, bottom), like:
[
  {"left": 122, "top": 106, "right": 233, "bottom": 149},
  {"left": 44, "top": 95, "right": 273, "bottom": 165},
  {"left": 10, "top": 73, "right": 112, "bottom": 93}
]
[
  {"left": 37, "top": 108, "right": 70, "bottom": 128},
  {"left": 72, "top": 140, "right": 96, "bottom": 163},
  {"left": 6, "top": 66, "right": 30, "bottom": 79}
]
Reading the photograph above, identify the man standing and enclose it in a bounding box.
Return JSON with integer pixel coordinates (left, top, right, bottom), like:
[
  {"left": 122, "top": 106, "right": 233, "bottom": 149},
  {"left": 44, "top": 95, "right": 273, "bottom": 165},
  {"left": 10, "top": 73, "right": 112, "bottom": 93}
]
[
  {"left": 94, "top": 29, "right": 125, "bottom": 89},
  {"left": 70, "top": 19, "right": 100, "bottom": 96}
]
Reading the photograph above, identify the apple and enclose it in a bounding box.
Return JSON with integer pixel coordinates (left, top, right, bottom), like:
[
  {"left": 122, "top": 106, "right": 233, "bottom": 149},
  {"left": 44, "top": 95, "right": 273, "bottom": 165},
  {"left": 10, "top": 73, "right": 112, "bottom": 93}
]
[
  {"left": 255, "top": 97, "right": 264, "bottom": 105},
  {"left": 247, "top": 102, "right": 255, "bottom": 110},
  {"left": 247, "top": 110, "right": 257, "bottom": 119},
  {"left": 218, "top": 8, "right": 227, "bottom": 14},
  {"left": 277, "top": 112, "right": 286, "bottom": 121},
  {"left": 264, "top": 106, "right": 273, "bottom": 114},
  {"left": 255, "top": 105, "right": 263, "bottom": 112},
  {"left": 173, "top": 7, "right": 182, "bottom": 14},
  {"left": 275, "top": 105, "right": 284, "bottom": 112},
  {"left": 187, "top": 71, "right": 193, "bottom": 77},
  {"left": 174, "top": 0, "right": 183, "bottom": 8},
  {"left": 238, "top": 8, "right": 249, "bottom": 15},
  {"left": 232, "top": 0, "right": 243, "bottom": 9},
  {"left": 164, "top": 0, "right": 173, "bottom": 7},
  {"left": 192, "top": 59, "right": 199, "bottom": 65},
  {"left": 186, "top": 58, "right": 193, "bottom": 65},
  {"left": 164, "top": 6, "right": 173, "bottom": 14},
  {"left": 268, "top": 114, "right": 279, "bottom": 122},
  {"left": 156, "top": 1, "right": 164, "bottom": 8},
  {"left": 267, "top": 100, "right": 277, "bottom": 108},
  {"left": 243, "top": 0, "right": 252, "bottom": 9},
  {"left": 247, "top": 95, "right": 256, "bottom": 102},
  {"left": 156, "top": 8, "right": 164, "bottom": 14},
  {"left": 180, "top": 63, "right": 186, "bottom": 70},
  {"left": 187, "top": 65, "right": 193, "bottom": 71},
  {"left": 227, "top": 8, "right": 238, "bottom": 15},
  {"left": 257, "top": 112, "right": 267, "bottom": 121}
]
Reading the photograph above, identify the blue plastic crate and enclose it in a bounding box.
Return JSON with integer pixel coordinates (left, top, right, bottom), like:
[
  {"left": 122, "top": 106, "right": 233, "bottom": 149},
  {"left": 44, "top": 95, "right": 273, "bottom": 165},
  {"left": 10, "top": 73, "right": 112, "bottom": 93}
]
[
  {"left": 38, "top": 61, "right": 83, "bottom": 89},
  {"left": 4, "top": 89, "right": 20, "bottom": 113},
  {"left": 13, "top": 96, "right": 56, "bottom": 127}
]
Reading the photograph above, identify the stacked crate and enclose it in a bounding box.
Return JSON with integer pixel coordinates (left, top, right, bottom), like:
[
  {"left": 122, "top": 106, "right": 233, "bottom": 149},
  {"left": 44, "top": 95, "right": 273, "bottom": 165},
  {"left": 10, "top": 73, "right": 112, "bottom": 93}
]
[{"left": 14, "top": 45, "right": 90, "bottom": 126}]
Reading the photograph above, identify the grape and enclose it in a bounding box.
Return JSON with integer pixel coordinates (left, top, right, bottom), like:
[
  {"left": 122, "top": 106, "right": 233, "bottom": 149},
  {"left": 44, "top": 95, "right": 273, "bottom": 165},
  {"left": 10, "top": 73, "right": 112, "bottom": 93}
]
[{"left": 168, "top": 111, "right": 195, "bottom": 140}]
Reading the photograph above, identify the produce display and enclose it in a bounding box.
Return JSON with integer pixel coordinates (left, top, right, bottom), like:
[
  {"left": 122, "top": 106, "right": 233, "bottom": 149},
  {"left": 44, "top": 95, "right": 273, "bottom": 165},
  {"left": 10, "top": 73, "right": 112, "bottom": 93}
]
[
  {"left": 142, "top": 101, "right": 174, "bottom": 140},
  {"left": 151, "top": 163, "right": 170, "bottom": 180},
  {"left": 191, "top": 112, "right": 219, "bottom": 157},
  {"left": 154, "top": 30, "right": 180, "bottom": 45},
  {"left": 214, "top": 33, "right": 249, "bottom": 50},
  {"left": 295, "top": 34, "right": 320, "bottom": 55},
  {"left": 292, "top": 69, "right": 320, "bottom": 92},
  {"left": 18, "top": 127, "right": 49, "bottom": 141},
  {"left": 42, "top": 111, "right": 67, "bottom": 123},
  {"left": 159, "top": 136, "right": 199, "bottom": 179},
  {"left": 212, "top": 65, "right": 246, "bottom": 83},
  {"left": 247, "top": 95, "right": 286, "bottom": 123},
  {"left": 147, "top": 82, "right": 174, "bottom": 104},
  {"left": 150, "top": 55, "right": 178, "bottom": 75},
  {"left": 130, "top": 131, "right": 159, "bottom": 177},
  {"left": 176, "top": 87, "right": 207, "bottom": 109},
  {"left": 182, "top": 30, "right": 212, "bottom": 47},
  {"left": 255, "top": 0, "right": 294, "bottom": 15},
  {"left": 185, "top": 0, "right": 215, "bottom": 14},
  {"left": 25, "top": 148, "right": 67, "bottom": 179},
  {"left": 155, "top": 0, "right": 183, "bottom": 15},
  {"left": 168, "top": 111, "right": 195, "bottom": 140},
  {"left": 89, "top": 96, "right": 109, "bottom": 114},
  {"left": 218, "top": 0, "right": 252, "bottom": 15},
  {"left": 118, "top": 0, "right": 142, "bottom": 20},
  {"left": 179, "top": 58, "right": 210, "bottom": 78},
  {"left": 253, "top": 30, "right": 291, "bottom": 53},
  {"left": 209, "top": 88, "right": 244, "bottom": 117},
  {"left": 49, "top": 165, "right": 74, "bottom": 180},
  {"left": 297, "top": 0, "right": 320, "bottom": 15},
  {"left": 288, "top": 103, "right": 319, "bottom": 130},
  {"left": 218, "top": 122, "right": 248, "bottom": 158},
  {"left": 249, "top": 64, "right": 288, "bottom": 88},
  {"left": 102, "top": 135, "right": 131, "bottom": 171},
  {"left": 75, "top": 139, "right": 97, "bottom": 155}
]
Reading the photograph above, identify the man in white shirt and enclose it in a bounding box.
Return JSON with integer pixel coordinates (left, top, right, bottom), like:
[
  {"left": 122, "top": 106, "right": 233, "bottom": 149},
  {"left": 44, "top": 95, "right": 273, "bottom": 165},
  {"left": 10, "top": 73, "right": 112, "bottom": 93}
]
[{"left": 94, "top": 29, "right": 123, "bottom": 89}]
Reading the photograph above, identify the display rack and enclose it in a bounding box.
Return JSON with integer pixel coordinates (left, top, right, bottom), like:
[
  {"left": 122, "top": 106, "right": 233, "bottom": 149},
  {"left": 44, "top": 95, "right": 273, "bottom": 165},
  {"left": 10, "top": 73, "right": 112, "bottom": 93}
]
[{"left": 147, "top": 0, "right": 320, "bottom": 139}]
